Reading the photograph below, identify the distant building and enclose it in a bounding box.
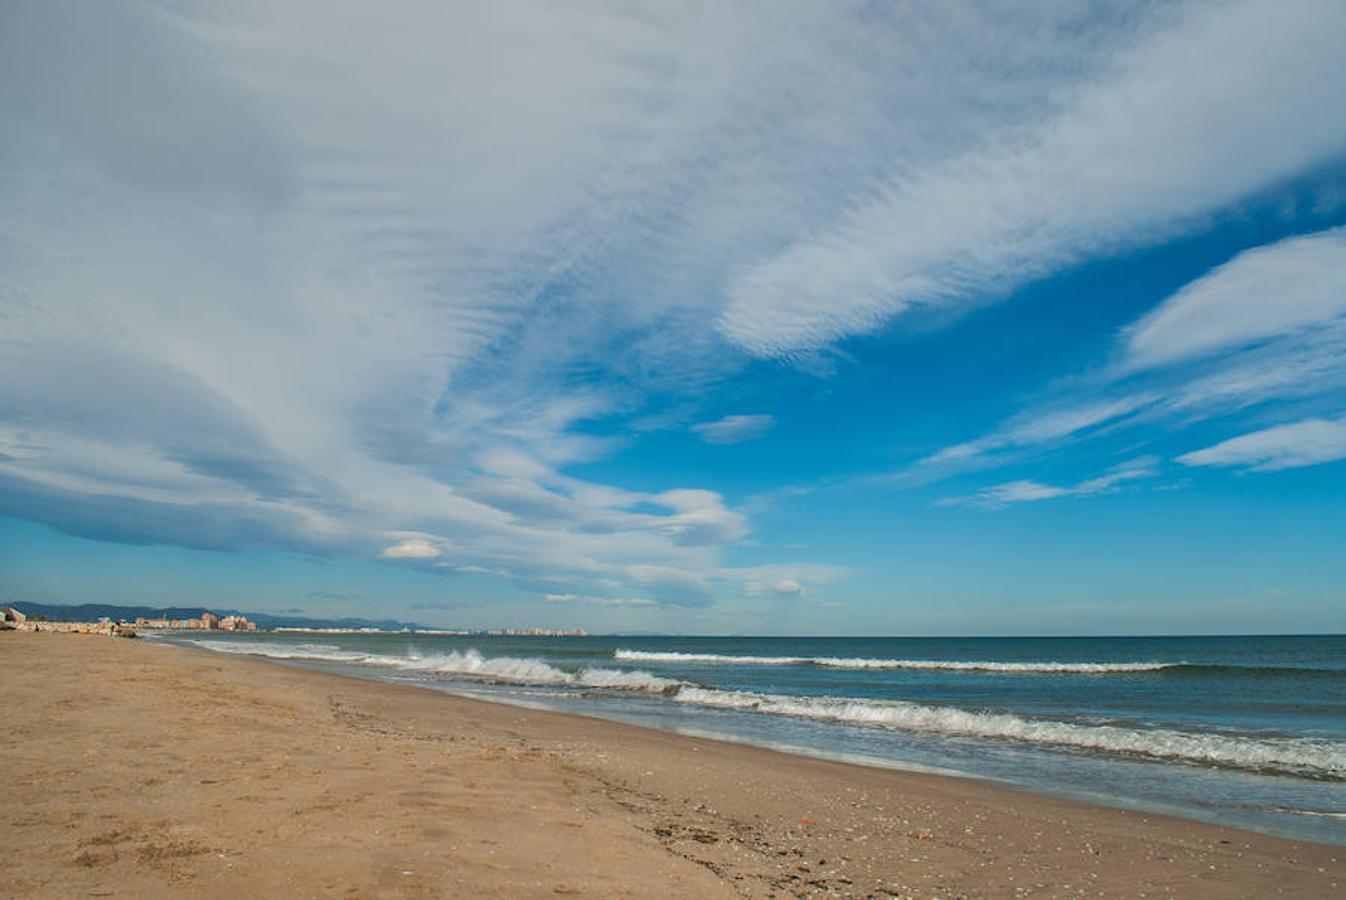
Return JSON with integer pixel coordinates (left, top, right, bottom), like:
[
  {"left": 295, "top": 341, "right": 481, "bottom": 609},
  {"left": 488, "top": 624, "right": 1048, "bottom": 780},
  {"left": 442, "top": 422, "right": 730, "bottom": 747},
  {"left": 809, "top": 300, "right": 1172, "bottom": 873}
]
[
  {"left": 0, "top": 607, "right": 26, "bottom": 629},
  {"left": 199, "top": 612, "right": 219, "bottom": 629},
  {"left": 217, "top": 614, "right": 256, "bottom": 631}
]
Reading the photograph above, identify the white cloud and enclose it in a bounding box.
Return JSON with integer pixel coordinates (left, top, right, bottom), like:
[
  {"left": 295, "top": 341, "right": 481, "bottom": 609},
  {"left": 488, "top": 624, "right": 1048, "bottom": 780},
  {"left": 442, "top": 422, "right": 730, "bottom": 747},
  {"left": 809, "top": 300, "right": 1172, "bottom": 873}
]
[
  {"left": 1124, "top": 227, "right": 1346, "bottom": 370},
  {"left": 727, "top": 563, "right": 848, "bottom": 599},
  {"left": 923, "top": 396, "right": 1156, "bottom": 467},
  {"left": 941, "top": 458, "right": 1159, "bottom": 509},
  {"left": 4, "top": 0, "right": 869, "bottom": 609},
  {"left": 1163, "top": 322, "right": 1346, "bottom": 416},
  {"left": 544, "top": 593, "right": 656, "bottom": 608},
  {"left": 960, "top": 480, "right": 1072, "bottom": 506},
  {"left": 449, "top": 564, "right": 510, "bottom": 576},
  {"left": 691, "top": 414, "right": 775, "bottom": 445},
  {"left": 645, "top": 489, "right": 749, "bottom": 545},
  {"left": 719, "top": 0, "right": 1346, "bottom": 356},
  {"left": 2, "top": 1, "right": 1343, "bottom": 614},
  {"left": 1178, "top": 416, "right": 1346, "bottom": 472},
  {"left": 1073, "top": 460, "right": 1160, "bottom": 495},
  {"left": 380, "top": 537, "right": 442, "bottom": 560},
  {"left": 920, "top": 225, "right": 1346, "bottom": 481}
]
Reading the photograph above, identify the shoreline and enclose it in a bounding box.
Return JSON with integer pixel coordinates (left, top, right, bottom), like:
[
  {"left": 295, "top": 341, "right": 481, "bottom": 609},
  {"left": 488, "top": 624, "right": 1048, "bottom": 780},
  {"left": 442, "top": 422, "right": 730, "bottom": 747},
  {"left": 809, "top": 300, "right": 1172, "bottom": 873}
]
[
  {"left": 240, "top": 655, "right": 1332, "bottom": 843},
  {"left": 156, "top": 638, "right": 1346, "bottom": 849},
  {"left": 163, "top": 630, "right": 1346, "bottom": 846},
  {"left": 3, "top": 632, "right": 1342, "bottom": 897}
]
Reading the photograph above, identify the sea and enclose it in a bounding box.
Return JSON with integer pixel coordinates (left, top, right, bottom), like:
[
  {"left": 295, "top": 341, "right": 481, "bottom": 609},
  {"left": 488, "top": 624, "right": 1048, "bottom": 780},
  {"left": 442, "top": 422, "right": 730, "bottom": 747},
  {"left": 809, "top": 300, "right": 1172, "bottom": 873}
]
[{"left": 157, "top": 631, "right": 1346, "bottom": 845}]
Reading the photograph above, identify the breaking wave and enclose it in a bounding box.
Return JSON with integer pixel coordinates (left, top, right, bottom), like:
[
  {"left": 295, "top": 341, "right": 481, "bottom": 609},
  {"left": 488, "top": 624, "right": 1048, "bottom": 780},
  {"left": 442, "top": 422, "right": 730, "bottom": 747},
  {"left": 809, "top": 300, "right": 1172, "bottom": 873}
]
[
  {"left": 187, "top": 640, "right": 376, "bottom": 664},
  {"left": 671, "top": 687, "right": 1346, "bottom": 780},
  {"left": 1271, "top": 807, "right": 1346, "bottom": 819},
  {"left": 187, "top": 641, "right": 681, "bottom": 694},
  {"left": 185, "top": 640, "right": 1346, "bottom": 779},
  {"left": 614, "top": 649, "right": 1179, "bottom": 673}
]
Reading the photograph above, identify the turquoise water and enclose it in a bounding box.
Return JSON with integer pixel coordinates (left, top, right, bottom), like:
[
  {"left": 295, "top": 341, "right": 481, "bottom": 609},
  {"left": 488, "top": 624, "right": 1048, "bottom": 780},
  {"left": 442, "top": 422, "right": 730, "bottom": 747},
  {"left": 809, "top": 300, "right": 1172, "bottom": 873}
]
[{"left": 164, "top": 632, "right": 1346, "bottom": 844}]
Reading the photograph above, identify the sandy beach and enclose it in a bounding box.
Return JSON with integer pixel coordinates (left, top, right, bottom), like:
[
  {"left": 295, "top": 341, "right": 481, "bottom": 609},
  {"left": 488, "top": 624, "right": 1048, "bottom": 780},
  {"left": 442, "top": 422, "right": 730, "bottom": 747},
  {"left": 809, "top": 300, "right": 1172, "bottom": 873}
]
[{"left": 1, "top": 633, "right": 1340, "bottom": 898}]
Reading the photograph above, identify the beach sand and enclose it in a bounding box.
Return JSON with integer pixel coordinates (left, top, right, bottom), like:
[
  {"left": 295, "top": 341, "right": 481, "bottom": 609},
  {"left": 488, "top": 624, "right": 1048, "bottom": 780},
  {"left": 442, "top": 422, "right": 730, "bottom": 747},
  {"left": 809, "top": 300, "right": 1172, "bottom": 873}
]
[{"left": 1, "top": 633, "right": 1340, "bottom": 898}]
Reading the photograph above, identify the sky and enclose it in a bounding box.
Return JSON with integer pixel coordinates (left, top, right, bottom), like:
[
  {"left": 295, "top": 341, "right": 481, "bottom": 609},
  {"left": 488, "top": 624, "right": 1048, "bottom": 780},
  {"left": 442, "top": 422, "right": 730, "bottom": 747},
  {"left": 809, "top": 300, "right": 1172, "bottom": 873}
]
[{"left": 2, "top": 0, "right": 1345, "bottom": 635}]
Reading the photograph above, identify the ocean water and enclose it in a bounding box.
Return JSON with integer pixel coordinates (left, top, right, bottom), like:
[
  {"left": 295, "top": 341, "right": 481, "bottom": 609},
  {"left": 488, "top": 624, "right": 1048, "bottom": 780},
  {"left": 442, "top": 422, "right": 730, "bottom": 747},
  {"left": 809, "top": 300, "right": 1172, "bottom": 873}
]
[{"left": 160, "top": 632, "right": 1346, "bottom": 844}]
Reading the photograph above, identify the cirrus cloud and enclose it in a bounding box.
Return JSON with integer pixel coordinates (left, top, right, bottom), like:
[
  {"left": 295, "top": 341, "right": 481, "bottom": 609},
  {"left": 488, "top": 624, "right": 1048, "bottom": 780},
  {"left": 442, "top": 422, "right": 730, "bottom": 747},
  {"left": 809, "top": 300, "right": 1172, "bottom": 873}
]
[
  {"left": 1178, "top": 415, "right": 1346, "bottom": 472},
  {"left": 544, "top": 594, "right": 657, "bottom": 608},
  {"left": 1124, "top": 227, "right": 1346, "bottom": 370},
  {"left": 719, "top": 0, "right": 1346, "bottom": 356},
  {"left": 2, "top": 0, "right": 1343, "bottom": 619},
  {"left": 692, "top": 414, "right": 775, "bottom": 445},
  {"left": 380, "top": 537, "right": 443, "bottom": 560},
  {"left": 917, "top": 225, "right": 1346, "bottom": 492}
]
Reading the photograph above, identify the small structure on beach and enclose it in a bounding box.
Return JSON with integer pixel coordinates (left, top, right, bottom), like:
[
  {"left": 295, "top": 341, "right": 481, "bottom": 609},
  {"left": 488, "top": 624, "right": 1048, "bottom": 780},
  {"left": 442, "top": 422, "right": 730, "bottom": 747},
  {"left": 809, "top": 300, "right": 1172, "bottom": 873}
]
[{"left": 1, "top": 607, "right": 27, "bottom": 629}]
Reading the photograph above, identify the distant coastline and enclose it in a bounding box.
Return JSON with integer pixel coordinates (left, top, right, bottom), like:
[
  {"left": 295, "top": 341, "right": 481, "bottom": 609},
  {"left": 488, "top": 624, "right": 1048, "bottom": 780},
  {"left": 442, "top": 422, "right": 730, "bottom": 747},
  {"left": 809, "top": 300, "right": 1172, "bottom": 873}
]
[{"left": 2, "top": 601, "right": 586, "bottom": 637}]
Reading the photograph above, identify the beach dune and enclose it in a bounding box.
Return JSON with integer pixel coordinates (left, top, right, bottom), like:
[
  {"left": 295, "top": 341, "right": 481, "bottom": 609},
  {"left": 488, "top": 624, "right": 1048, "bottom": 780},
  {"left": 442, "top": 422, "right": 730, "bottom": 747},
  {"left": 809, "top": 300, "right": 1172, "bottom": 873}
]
[{"left": 1, "top": 632, "right": 1340, "bottom": 898}]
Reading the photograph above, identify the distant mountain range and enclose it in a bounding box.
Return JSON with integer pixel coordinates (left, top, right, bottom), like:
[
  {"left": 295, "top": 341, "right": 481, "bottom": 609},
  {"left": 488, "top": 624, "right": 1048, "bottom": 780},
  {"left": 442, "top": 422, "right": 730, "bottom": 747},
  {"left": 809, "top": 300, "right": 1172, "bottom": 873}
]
[{"left": 7, "top": 601, "right": 422, "bottom": 632}]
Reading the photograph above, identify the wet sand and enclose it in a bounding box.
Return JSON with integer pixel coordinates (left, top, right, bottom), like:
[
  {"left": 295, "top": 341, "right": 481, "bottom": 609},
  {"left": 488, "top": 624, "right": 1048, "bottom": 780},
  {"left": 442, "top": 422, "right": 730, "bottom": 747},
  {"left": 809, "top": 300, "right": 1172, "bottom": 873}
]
[{"left": 1, "top": 632, "right": 1341, "bottom": 898}]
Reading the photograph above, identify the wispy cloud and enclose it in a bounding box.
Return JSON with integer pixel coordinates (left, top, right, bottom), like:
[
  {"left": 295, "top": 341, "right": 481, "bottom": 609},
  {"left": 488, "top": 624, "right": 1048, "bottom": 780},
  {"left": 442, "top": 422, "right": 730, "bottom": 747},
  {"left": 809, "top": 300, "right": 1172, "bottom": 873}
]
[
  {"left": 544, "top": 593, "right": 656, "bottom": 608},
  {"left": 410, "top": 597, "right": 491, "bottom": 612},
  {"left": 724, "top": 564, "right": 849, "bottom": 599},
  {"left": 692, "top": 414, "right": 775, "bottom": 445},
  {"left": 304, "top": 591, "right": 363, "bottom": 604},
  {"left": 444, "top": 564, "right": 511, "bottom": 577},
  {"left": 1, "top": 0, "right": 884, "bottom": 609},
  {"left": 920, "top": 226, "right": 1346, "bottom": 486},
  {"left": 719, "top": 1, "right": 1346, "bottom": 356},
  {"left": 1178, "top": 415, "right": 1346, "bottom": 472},
  {"left": 922, "top": 396, "right": 1157, "bottom": 468},
  {"left": 1, "top": 1, "right": 1343, "bottom": 616},
  {"left": 1123, "top": 227, "right": 1346, "bottom": 370},
  {"left": 940, "top": 458, "right": 1160, "bottom": 509},
  {"left": 379, "top": 538, "right": 442, "bottom": 560}
]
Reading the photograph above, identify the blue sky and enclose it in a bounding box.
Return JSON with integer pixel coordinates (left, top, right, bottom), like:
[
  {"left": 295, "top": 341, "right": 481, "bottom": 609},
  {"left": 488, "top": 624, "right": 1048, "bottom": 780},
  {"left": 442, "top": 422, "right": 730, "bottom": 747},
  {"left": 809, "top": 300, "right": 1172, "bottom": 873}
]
[{"left": 2, "top": 0, "right": 1345, "bottom": 634}]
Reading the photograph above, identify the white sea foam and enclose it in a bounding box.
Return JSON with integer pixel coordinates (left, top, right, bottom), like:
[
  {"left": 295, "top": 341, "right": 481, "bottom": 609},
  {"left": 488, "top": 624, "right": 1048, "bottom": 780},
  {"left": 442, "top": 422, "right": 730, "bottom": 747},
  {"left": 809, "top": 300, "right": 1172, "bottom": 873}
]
[
  {"left": 574, "top": 667, "right": 682, "bottom": 693},
  {"left": 1272, "top": 807, "right": 1346, "bottom": 819},
  {"left": 402, "top": 652, "right": 681, "bottom": 693},
  {"left": 187, "top": 641, "right": 679, "bottom": 693},
  {"left": 400, "top": 650, "right": 574, "bottom": 684},
  {"left": 812, "top": 658, "right": 1177, "bottom": 673},
  {"left": 615, "top": 650, "right": 807, "bottom": 666},
  {"left": 671, "top": 687, "right": 1346, "bottom": 779},
  {"left": 187, "top": 639, "right": 1345, "bottom": 778},
  {"left": 188, "top": 640, "right": 376, "bottom": 664},
  {"left": 614, "top": 649, "right": 1176, "bottom": 673}
]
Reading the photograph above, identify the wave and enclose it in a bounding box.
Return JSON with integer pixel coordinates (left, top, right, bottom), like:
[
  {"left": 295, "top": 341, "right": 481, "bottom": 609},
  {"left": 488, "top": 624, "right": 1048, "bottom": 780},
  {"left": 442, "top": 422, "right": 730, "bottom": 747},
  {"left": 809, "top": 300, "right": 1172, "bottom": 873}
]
[
  {"left": 1271, "top": 807, "right": 1346, "bottom": 819},
  {"left": 188, "top": 640, "right": 377, "bottom": 663},
  {"left": 614, "top": 649, "right": 1179, "bottom": 673},
  {"left": 814, "top": 658, "right": 1176, "bottom": 673},
  {"left": 614, "top": 649, "right": 1346, "bottom": 677},
  {"left": 671, "top": 687, "right": 1346, "bottom": 780},
  {"left": 186, "top": 641, "right": 681, "bottom": 694},
  {"left": 617, "top": 650, "right": 809, "bottom": 666},
  {"left": 185, "top": 640, "right": 1346, "bottom": 779},
  {"left": 1161, "top": 663, "right": 1346, "bottom": 679}
]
